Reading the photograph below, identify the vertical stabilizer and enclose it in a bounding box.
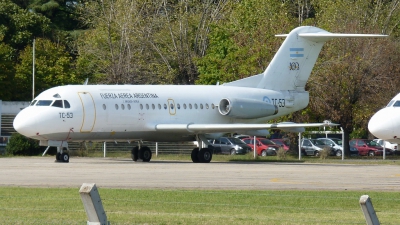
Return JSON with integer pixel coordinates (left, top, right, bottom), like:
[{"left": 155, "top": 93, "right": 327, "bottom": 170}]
[{"left": 224, "top": 26, "right": 386, "bottom": 90}]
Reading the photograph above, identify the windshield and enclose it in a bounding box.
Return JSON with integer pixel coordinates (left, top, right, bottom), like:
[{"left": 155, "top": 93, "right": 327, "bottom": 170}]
[
  {"left": 393, "top": 101, "right": 400, "bottom": 107},
  {"left": 331, "top": 139, "right": 342, "bottom": 145},
  {"left": 228, "top": 138, "right": 246, "bottom": 145},
  {"left": 36, "top": 100, "right": 53, "bottom": 106},
  {"left": 260, "top": 139, "right": 275, "bottom": 145},
  {"left": 311, "top": 139, "right": 325, "bottom": 145},
  {"left": 366, "top": 140, "right": 379, "bottom": 147}
]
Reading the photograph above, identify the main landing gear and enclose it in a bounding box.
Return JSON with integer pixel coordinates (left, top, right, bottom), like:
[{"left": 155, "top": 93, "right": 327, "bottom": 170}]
[
  {"left": 131, "top": 146, "right": 152, "bottom": 162},
  {"left": 191, "top": 147, "right": 213, "bottom": 163},
  {"left": 55, "top": 147, "right": 70, "bottom": 163}
]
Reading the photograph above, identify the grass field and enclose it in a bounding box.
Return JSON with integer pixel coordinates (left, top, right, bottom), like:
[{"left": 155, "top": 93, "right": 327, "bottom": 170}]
[{"left": 0, "top": 187, "right": 399, "bottom": 224}]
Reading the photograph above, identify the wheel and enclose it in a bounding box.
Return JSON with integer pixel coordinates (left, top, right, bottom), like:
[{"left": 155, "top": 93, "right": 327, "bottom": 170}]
[
  {"left": 336, "top": 150, "right": 342, "bottom": 157},
  {"left": 198, "top": 148, "right": 212, "bottom": 163},
  {"left": 131, "top": 147, "right": 139, "bottom": 161},
  {"left": 191, "top": 148, "right": 200, "bottom": 163},
  {"left": 261, "top": 150, "right": 267, "bottom": 156},
  {"left": 230, "top": 149, "right": 236, "bottom": 155},
  {"left": 61, "top": 153, "right": 69, "bottom": 163},
  {"left": 56, "top": 153, "right": 61, "bottom": 161},
  {"left": 368, "top": 151, "right": 375, "bottom": 156},
  {"left": 140, "top": 146, "right": 152, "bottom": 162},
  {"left": 315, "top": 151, "right": 320, "bottom": 157}
]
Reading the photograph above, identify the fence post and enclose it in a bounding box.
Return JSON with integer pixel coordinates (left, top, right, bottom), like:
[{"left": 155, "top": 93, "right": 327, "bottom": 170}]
[
  {"left": 359, "top": 195, "right": 380, "bottom": 225},
  {"left": 79, "top": 183, "right": 110, "bottom": 225}
]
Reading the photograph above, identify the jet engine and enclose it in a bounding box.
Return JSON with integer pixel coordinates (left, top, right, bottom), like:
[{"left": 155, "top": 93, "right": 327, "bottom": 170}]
[{"left": 218, "top": 98, "right": 278, "bottom": 119}]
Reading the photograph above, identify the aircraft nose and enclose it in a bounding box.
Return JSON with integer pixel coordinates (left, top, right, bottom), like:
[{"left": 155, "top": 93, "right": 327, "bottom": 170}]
[
  {"left": 368, "top": 108, "right": 397, "bottom": 140},
  {"left": 13, "top": 108, "right": 37, "bottom": 138}
]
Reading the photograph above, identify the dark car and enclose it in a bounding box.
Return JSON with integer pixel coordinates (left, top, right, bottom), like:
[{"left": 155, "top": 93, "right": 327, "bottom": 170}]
[
  {"left": 209, "top": 137, "right": 251, "bottom": 155},
  {"left": 242, "top": 138, "right": 280, "bottom": 156},
  {"left": 349, "top": 139, "right": 388, "bottom": 156}
]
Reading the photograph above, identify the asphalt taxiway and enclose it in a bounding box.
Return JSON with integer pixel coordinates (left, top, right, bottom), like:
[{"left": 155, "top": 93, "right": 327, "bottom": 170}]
[{"left": 0, "top": 157, "right": 399, "bottom": 190}]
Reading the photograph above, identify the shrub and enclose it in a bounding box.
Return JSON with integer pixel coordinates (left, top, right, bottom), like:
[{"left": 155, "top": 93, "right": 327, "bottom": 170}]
[
  {"left": 5, "top": 133, "right": 41, "bottom": 156},
  {"left": 319, "top": 147, "right": 331, "bottom": 160},
  {"left": 276, "top": 147, "right": 287, "bottom": 160}
]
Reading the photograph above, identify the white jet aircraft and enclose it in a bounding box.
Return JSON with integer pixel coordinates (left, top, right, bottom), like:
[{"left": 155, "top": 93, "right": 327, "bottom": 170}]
[
  {"left": 369, "top": 93, "right": 400, "bottom": 143},
  {"left": 13, "top": 26, "right": 386, "bottom": 163}
]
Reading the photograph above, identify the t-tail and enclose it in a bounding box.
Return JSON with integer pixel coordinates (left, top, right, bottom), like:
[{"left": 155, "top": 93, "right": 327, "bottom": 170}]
[{"left": 224, "top": 26, "right": 387, "bottom": 91}]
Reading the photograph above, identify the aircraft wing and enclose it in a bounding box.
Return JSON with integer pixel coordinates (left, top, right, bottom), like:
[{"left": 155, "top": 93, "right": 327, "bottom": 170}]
[{"left": 154, "top": 122, "right": 339, "bottom": 133}]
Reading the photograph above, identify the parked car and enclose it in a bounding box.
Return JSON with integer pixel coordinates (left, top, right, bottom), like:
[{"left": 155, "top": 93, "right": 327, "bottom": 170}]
[
  {"left": 301, "top": 139, "right": 334, "bottom": 156},
  {"left": 317, "top": 138, "right": 343, "bottom": 156},
  {"left": 349, "top": 139, "right": 389, "bottom": 156},
  {"left": 209, "top": 137, "right": 251, "bottom": 155},
  {"left": 242, "top": 138, "right": 279, "bottom": 156},
  {"left": 270, "top": 138, "right": 290, "bottom": 151},
  {"left": 373, "top": 139, "right": 398, "bottom": 155}
]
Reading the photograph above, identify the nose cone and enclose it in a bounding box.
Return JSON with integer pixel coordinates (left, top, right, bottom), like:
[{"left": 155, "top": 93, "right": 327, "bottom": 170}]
[
  {"left": 368, "top": 108, "right": 398, "bottom": 140},
  {"left": 13, "top": 108, "right": 37, "bottom": 138}
]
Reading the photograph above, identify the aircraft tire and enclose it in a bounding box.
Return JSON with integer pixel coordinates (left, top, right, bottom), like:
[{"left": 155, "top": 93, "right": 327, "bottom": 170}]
[
  {"left": 131, "top": 147, "right": 139, "bottom": 161},
  {"left": 61, "top": 153, "right": 69, "bottom": 163},
  {"left": 140, "top": 146, "right": 152, "bottom": 162},
  {"left": 191, "top": 148, "right": 200, "bottom": 163},
  {"left": 198, "top": 148, "right": 212, "bottom": 163},
  {"left": 56, "top": 153, "right": 61, "bottom": 161}
]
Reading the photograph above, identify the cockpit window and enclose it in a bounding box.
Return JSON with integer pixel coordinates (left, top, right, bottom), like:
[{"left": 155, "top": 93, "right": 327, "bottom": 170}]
[
  {"left": 386, "top": 100, "right": 394, "bottom": 107},
  {"left": 30, "top": 100, "right": 37, "bottom": 106},
  {"left": 393, "top": 101, "right": 400, "bottom": 107},
  {"left": 36, "top": 100, "right": 53, "bottom": 106},
  {"left": 52, "top": 100, "right": 63, "bottom": 108},
  {"left": 64, "top": 100, "right": 70, "bottom": 108}
]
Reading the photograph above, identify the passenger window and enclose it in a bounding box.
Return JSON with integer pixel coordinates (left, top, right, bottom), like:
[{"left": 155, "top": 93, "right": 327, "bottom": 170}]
[
  {"left": 189, "top": 104, "right": 192, "bottom": 109},
  {"left": 51, "top": 100, "right": 63, "bottom": 108},
  {"left": 158, "top": 104, "right": 161, "bottom": 109},
  {"left": 36, "top": 100, "right": 53, "bottom": 106},
  {"left": 127, "top": 104, "right": 131, "bottom": 110},
  {"left": 177, "top": 104, "right": 180, "bottom": 109},
  {"left": 211, "top": 103, "right": 215, "bottom": 109},
  {"left": 183, "top": 104, "right": 187, "bottom": 109},
  {"left": 194, "top": 104, "right": 198, "bottom": 109},
  {"left": 206, "top": 104, "right": 209, "bottom": 109},
  {"left": 103, "top": 104, "right": 106, "bottom": 110},
  {"left": 115, "top": 104, "right": 119, "bottom": 110},
  {"left": 152, "top": 104, "right": 155, "bottom": 110},
  {"left": 121, "top": 104, "right": 125, "bottom": 110},
  {"left": 140, "top": 104, "right": 143, "bottom": 110},
  {"left": 164, "top": 104, "right": 167, "bottom": 109},
  {"left": 200, "top": 104, "right": 203, "bottom": 109},
  {"left": 64, "top": 100, "right": 70, "bottom": 108},
  {"left": 170, "top": 103, "right": 174, "bottom": 110},
  {"left": 146, "top": 104, "right": 149, "bottom": 110}
]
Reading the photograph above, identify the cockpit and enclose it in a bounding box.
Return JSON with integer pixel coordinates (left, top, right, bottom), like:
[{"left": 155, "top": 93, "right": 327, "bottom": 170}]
[
  {"left": 29, "top": 94, "right": 71, "bottom": 109},
  {"left": 386, "top": 100, "right": 400, "bottom": 107}
]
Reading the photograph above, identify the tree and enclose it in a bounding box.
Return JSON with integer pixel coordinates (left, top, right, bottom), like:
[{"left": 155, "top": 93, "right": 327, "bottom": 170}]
[
  {"left": 5, "top": 133, "right": 41, "bottom": 155},
  {"left": 76, "top": 0, "right": 230, "bottom": 85},
  {"left": 14, "top": 38, "right": 78, "bottom": 100}
]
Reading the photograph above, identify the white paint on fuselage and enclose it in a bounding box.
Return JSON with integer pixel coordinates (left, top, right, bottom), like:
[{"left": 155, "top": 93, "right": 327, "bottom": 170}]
[
  {"left": 14, "top": 84, "right": 308, "bottom": 142},
  {"left": 368, "top": 93, "right": 400, "bottom": 143}
]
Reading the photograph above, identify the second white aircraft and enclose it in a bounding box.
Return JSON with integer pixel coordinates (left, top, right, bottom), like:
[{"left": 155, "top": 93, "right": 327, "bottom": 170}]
[{"left": 13, "top": 26, "right": 386, "bottom": 163}]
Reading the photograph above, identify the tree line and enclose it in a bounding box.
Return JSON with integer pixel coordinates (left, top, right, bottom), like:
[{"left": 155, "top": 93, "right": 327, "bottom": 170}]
[{"left": 1, "top": 0, "right": 400, "bottom": 155}]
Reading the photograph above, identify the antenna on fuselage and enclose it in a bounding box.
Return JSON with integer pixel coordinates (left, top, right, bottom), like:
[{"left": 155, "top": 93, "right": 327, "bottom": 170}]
[{"left": 83, "top": 78, "right": 89, "bottom": 85}]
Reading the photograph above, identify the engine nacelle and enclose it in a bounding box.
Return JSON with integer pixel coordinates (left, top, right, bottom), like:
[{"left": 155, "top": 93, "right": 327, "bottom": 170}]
[{"left": 218, "top": 98, "right": 278, "bottom": 119}]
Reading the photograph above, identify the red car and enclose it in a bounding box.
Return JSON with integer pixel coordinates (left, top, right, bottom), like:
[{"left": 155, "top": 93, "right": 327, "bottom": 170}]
[
  {"left": 349, "top": 139, "right": 386, "bottom": 156},
  {"left": 242, "top": 138, "right": 280, "bottom": 156},
  {"left": 270, "top": 139, "right": 290, "bottom": 151}
]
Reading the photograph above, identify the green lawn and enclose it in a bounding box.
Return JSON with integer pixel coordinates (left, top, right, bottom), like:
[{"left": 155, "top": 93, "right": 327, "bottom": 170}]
[{"left": 0, "top": 187, "right": 399, "bottom": 224}]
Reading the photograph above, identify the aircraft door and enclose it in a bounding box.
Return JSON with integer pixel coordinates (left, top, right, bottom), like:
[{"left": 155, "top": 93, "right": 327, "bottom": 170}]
[{"left": 78, "top": 92, "right": 96, "bottom": 132}]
